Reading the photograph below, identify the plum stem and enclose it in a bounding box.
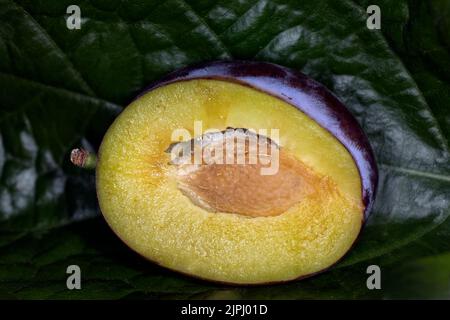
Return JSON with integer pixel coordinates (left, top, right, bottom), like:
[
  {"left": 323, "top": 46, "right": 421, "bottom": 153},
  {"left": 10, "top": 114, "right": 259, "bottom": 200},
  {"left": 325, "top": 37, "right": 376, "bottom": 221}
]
[{"left": 70, "top": 148, "right": 97, "bottom": 169}]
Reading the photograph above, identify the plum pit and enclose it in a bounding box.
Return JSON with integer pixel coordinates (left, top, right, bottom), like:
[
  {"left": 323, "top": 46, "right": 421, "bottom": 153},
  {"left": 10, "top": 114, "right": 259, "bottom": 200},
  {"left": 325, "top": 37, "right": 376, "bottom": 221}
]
[{"left": 169, "top": 129, "right": 324, "bottom": 217}]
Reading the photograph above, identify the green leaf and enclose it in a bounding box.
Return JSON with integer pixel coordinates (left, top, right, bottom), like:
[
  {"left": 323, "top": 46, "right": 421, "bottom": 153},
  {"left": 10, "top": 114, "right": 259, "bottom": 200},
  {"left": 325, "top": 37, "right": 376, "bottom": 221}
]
[
  {"left": 0, "top": 0, "right": 449, "bottom": 298},
  {"left": 344, "top": 0, "right": 450, "bottom": 265},
  {"left": 383, "top": 252, "right": 450, "bottom": 299}
]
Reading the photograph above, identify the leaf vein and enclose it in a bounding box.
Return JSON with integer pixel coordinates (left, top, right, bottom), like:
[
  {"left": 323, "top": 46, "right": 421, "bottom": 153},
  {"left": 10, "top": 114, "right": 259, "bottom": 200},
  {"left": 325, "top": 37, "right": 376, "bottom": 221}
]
[
  {"left": 10, "top": 0, "right": 97, "bottom": 97},
  {"left": 178, "top": 0, "right": 232, "bottom": 58}
]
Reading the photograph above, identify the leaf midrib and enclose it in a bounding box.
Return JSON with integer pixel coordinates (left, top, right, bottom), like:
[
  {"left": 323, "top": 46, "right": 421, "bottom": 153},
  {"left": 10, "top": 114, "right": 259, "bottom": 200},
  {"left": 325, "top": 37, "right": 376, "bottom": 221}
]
[{"left": 380, "top": 164, "right": 450, "bottom": 182}]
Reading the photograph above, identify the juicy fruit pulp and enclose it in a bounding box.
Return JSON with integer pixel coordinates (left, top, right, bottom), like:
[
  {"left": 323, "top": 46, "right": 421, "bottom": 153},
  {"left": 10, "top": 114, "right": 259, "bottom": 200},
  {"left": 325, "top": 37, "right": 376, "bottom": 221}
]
[{"left": 97, "top": 78, "right": 365, "bottom": 284}]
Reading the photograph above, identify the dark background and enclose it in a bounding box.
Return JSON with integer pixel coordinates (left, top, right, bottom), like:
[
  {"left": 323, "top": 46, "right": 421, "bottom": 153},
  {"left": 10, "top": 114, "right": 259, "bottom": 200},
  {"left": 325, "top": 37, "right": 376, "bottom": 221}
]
[{"left": 0, "top": 0, "right": 449, "bottom": 299}]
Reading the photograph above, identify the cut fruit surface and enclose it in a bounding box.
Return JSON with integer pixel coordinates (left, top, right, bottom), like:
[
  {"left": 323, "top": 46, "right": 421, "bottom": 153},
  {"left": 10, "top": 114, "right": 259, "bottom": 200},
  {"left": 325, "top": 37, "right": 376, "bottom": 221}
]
[{"left": 96, "top": 61, "right": 377, "bottom": 284}]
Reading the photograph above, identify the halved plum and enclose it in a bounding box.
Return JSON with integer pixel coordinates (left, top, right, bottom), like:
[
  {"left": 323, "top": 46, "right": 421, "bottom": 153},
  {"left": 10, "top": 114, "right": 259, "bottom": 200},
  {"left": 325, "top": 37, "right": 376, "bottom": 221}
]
[{"left": 95, "top": 61, "right": 377, "bottom": 284}]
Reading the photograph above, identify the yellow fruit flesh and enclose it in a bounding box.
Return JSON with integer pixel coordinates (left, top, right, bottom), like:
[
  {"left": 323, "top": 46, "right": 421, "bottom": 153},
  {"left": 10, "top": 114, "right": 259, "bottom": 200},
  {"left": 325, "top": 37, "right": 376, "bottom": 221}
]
[{"left": 97, "top": 79, "right": 363, "bottom": 284}]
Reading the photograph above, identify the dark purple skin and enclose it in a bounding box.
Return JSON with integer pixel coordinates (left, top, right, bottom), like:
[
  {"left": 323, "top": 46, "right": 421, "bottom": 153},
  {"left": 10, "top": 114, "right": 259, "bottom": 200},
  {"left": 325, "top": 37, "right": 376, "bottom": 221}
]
[{"left": 141, "top": 60, "right": 378, "bottom": 221}]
